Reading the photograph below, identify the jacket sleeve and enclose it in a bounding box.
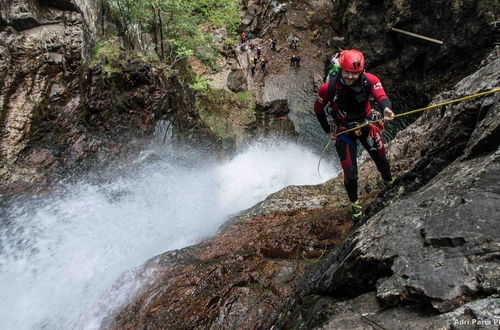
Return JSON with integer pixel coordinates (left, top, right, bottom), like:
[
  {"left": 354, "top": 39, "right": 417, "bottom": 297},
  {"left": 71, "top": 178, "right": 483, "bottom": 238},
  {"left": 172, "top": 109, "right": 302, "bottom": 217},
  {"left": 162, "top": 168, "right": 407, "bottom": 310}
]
[
  {"left": 314, "top": 82, "right": 331, "bottom": 133},
  {"left": 365, "top": 72, "right": 392, "bottom": 110}
]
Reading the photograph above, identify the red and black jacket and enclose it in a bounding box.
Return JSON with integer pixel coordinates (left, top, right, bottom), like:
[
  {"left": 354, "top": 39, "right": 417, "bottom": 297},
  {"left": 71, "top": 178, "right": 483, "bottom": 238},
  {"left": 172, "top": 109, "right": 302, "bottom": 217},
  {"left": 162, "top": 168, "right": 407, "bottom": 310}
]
[{"left": 314, "top": 72, "right": 392, "bottom": 133}]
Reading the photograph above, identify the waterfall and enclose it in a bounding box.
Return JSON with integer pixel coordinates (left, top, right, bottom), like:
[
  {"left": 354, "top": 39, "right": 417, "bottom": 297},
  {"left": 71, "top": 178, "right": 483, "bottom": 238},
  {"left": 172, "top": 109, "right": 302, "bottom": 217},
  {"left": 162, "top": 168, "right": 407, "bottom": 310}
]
[{"left": 0, "top": 140, "right": 337, "bottom": 330}]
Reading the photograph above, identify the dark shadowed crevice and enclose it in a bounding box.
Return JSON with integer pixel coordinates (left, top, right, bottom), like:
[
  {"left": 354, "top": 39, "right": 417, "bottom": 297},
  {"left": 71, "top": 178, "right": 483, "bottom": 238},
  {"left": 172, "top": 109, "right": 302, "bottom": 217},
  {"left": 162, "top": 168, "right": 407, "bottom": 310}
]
[
  {"left": 465, "top": 125, "right": 500, "bottom": 160},
  {"left": 320, "top": 256, "right": 396, "bottom": 299},
  {"left": 420, "top": 228, "right": 466, "bottom": 248},
  {"left": 0, "top": 14, "right": 7, "bottom": 30},
  {"left": 278, "top": 252, "right": 396, "bottom": 329},
  {"left": 277, "top": 241, "right": 397, "bottom": 326},
  {"left": 11, "top": 18, "right": 40, "bottom": 31},
  {"left": 39, "top": 0, "right": 81, "bottom": 13}
]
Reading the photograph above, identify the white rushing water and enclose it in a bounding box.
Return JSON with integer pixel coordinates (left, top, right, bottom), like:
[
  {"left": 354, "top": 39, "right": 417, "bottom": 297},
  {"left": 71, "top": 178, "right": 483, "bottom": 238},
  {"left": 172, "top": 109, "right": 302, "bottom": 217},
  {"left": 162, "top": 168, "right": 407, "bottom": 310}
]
[{"left": 0, "top": 141, "right": 337, "bottom": 330}]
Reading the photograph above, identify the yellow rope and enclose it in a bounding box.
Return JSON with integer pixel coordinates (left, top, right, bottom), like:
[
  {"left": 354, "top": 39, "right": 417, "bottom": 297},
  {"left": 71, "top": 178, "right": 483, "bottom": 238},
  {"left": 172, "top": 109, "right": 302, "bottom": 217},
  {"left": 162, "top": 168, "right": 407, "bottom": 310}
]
[
  {"left": 317, "top": 88, "right": 500, "bottom": 175},
  {"left": 317, "top": 139, "right": 333, "bottom": 175}
]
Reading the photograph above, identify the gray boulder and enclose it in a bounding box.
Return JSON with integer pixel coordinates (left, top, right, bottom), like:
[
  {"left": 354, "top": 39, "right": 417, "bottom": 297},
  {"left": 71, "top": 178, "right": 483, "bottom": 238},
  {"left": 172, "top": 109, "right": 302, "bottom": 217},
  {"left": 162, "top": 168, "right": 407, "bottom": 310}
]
[{"left": 227, "top": 67, "right": 248, "bottom": 92}]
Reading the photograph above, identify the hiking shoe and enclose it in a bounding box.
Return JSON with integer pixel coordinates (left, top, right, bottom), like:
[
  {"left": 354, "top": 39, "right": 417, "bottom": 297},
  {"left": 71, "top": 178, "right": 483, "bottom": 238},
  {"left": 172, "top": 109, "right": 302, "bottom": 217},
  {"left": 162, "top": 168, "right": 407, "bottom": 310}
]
[
  {"left": 382, "top": 179, "right": 395, "bottom": 189},
  {"left": 350, "top": 200, "right": 364, "bottom": 222}
]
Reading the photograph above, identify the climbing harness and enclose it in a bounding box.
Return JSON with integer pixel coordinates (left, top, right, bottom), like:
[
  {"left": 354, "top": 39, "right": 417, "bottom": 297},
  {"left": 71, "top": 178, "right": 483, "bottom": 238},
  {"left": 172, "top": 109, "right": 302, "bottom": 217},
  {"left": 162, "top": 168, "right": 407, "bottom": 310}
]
[{"left": 317, "top": 88, "right": 500, "bottom": 175}]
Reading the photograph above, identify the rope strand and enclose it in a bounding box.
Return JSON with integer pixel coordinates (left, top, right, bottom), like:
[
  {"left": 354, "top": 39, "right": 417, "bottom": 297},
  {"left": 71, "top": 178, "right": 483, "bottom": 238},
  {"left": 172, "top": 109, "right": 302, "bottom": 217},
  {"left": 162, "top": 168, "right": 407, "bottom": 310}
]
[{"left": 317, "top": 88, "right": 500, "bottom": 175}]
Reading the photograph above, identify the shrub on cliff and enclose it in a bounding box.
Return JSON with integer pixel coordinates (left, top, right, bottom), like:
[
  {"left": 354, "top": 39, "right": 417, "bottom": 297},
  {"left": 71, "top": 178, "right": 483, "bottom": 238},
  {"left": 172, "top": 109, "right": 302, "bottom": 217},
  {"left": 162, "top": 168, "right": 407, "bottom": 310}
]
[{"left": 107, "top": 0, "right": 240, "bottom": 69}]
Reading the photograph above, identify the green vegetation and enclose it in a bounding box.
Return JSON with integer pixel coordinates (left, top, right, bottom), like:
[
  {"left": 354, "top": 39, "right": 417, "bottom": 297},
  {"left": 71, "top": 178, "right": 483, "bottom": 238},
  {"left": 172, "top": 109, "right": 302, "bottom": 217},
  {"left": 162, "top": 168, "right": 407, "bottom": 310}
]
[
  {"left": 93, "top": 1, "right": 246, "bottom": 142},
  {"left": 235, "top": 91, "right": 254, "bottom": 103},
  {"left": 197, "top": 88, "right": 255, "bottom": 140},
  {"left": 192, "top": 0, "right": 241, "bottom": 35},
  {"left": 90, "top": 39, "right": 123, "bottom": 72},
  {"left": 107, "top": 0, "right": 240, "bottom": 69},
  {"left": 91, "top": 39, "right": 120, "bottom": 63},
  {"left": 189, "top": 76, "right": 211, "bottom": 92}
]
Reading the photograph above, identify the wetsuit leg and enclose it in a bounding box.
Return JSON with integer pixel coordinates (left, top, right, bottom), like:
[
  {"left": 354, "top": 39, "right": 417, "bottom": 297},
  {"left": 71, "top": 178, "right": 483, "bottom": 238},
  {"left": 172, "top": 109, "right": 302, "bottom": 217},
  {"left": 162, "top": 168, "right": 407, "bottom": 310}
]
[
  {"left": 360, "top": 126, "right": 392, "bottom": 182},
  {"left": 335, "top": 138, "right": 359, "bottom": 202}
]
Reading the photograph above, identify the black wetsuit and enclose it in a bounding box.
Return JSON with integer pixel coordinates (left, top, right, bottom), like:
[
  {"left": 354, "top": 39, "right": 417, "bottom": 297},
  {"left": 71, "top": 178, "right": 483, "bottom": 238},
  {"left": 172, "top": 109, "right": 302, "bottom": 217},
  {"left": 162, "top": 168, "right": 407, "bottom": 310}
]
[{"left": 314, "top": 73, "right": 393, "bottom": 202}]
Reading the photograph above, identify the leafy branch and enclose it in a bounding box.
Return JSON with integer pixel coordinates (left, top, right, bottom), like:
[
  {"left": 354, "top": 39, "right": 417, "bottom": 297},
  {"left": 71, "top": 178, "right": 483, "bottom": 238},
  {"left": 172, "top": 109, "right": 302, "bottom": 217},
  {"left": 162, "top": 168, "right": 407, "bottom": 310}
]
[{"left": 106, "top": 0, "right": 240, "bottom": 69}]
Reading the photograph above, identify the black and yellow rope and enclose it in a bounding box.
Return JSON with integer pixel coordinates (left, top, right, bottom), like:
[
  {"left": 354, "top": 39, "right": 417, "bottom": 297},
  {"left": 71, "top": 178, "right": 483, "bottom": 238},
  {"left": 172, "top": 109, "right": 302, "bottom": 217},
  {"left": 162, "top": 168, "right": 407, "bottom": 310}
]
[{"left": 317, "top": 88, "right": 500, "bottom": 175}]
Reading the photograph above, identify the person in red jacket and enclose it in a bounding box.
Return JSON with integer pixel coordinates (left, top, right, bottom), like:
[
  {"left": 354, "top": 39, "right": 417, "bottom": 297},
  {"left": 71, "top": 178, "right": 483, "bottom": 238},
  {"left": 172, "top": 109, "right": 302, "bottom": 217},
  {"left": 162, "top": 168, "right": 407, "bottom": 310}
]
[{"left": 314, "top": 49, "right": 395, "bottom": 222}]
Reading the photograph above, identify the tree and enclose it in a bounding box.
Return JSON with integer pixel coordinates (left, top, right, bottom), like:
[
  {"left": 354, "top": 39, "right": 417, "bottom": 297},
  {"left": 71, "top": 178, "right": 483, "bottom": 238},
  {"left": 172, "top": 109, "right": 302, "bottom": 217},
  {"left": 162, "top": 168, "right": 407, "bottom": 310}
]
[{"left": 106, "top": 0, "right": 240, "bottom": 69}]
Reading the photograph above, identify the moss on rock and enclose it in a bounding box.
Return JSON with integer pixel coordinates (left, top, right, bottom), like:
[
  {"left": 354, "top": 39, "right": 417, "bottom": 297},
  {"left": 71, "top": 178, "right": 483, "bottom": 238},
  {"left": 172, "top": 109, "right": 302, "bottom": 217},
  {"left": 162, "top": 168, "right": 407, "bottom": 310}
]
[{"left": 196, "top": 88, "right": 255, "bottom": 148}]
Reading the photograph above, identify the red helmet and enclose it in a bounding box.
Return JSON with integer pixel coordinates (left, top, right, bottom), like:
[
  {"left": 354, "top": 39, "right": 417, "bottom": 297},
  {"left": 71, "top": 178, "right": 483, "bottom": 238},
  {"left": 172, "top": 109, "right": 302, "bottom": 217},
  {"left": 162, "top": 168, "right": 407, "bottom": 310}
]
[{"left": 339, "top": 49, "right": 365, "bottom": 72}]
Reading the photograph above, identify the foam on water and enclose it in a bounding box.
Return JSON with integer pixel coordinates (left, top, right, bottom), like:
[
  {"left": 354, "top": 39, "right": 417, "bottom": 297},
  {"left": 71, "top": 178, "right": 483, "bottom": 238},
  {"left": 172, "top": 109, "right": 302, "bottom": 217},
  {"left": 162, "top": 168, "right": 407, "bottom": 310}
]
[{"left": 0, "top": 140, "right": 337, "bottom": 329}]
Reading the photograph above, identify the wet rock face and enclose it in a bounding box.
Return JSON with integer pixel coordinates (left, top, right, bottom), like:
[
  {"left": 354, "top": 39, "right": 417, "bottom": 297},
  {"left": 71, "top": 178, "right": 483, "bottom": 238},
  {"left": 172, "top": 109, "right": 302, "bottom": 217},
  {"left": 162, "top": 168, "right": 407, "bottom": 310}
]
[
  {"left": 0, "top": 0, "right": 94, "bottom": 192},
  {"left": 310, "top": 293, "right": 500, "bottom": 330},
  {"left": 313, "top": 152, "right": 499, "bottom": 309},
  {"left": 106, "top": 182, "right": 355, "bottom": 329},
  {"left": 240, "top": 0, "right": 287, "bottom": 37},
  {"left": 0, "top": 0, "right": 221, "bottom": 195},
  {"left": 292, "top": 155, "right": 500, "bottom": 329}
]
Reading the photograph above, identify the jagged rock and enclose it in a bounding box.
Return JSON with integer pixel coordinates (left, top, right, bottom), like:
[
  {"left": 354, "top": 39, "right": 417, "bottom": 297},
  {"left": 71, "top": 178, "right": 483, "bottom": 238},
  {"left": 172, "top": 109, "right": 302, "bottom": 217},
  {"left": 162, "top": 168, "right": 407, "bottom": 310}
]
[
  {"left": 255, "top": 98, "right": 288, "bottom": 116},
  {"left": 480, "top": 45, "right": 500, "bottom": 67},
  {"left": 312, "top": 293, "right": 500, "bottom": 330},
  {"left": 227, "top": 68, "right": 248, "bottom": 92},
  {"left": 337, "top": 151, "right": 499, "bottom": 313},
  {"left": 248, "top": 99, "right": 297, "bottom": 139},
  {"left": 0, "top": 0, "right": 96, "bottom": 192},
  {"left": 240, "top": 0, "right": 288, "bottom": 36}
]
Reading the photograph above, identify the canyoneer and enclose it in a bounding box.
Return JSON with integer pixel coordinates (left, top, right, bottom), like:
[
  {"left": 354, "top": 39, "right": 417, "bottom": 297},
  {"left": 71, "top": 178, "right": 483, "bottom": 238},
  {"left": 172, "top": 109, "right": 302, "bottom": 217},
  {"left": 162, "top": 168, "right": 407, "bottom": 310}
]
[{"left": 314, "top": 49, "right": 395, "bottom": 222}]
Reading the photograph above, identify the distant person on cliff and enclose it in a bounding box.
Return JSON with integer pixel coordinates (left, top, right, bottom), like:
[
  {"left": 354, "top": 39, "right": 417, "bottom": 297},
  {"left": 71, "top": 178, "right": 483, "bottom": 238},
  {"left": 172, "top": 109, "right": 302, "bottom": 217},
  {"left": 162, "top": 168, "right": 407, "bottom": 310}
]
[
  {"left": 313, "top": 49, "right": 395, "bottom": 222},
  {"left": 260, "top": 58, "right": 267, "bottom": 72},
  {"left": 291, "top": 55, "right": 301, "bottom": 68},
  {"left": 253, "top": 56, "right": 259, "bottom": 66},
  {"left": 271, "top": 38, "right": 277, "bottom": 51}
]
